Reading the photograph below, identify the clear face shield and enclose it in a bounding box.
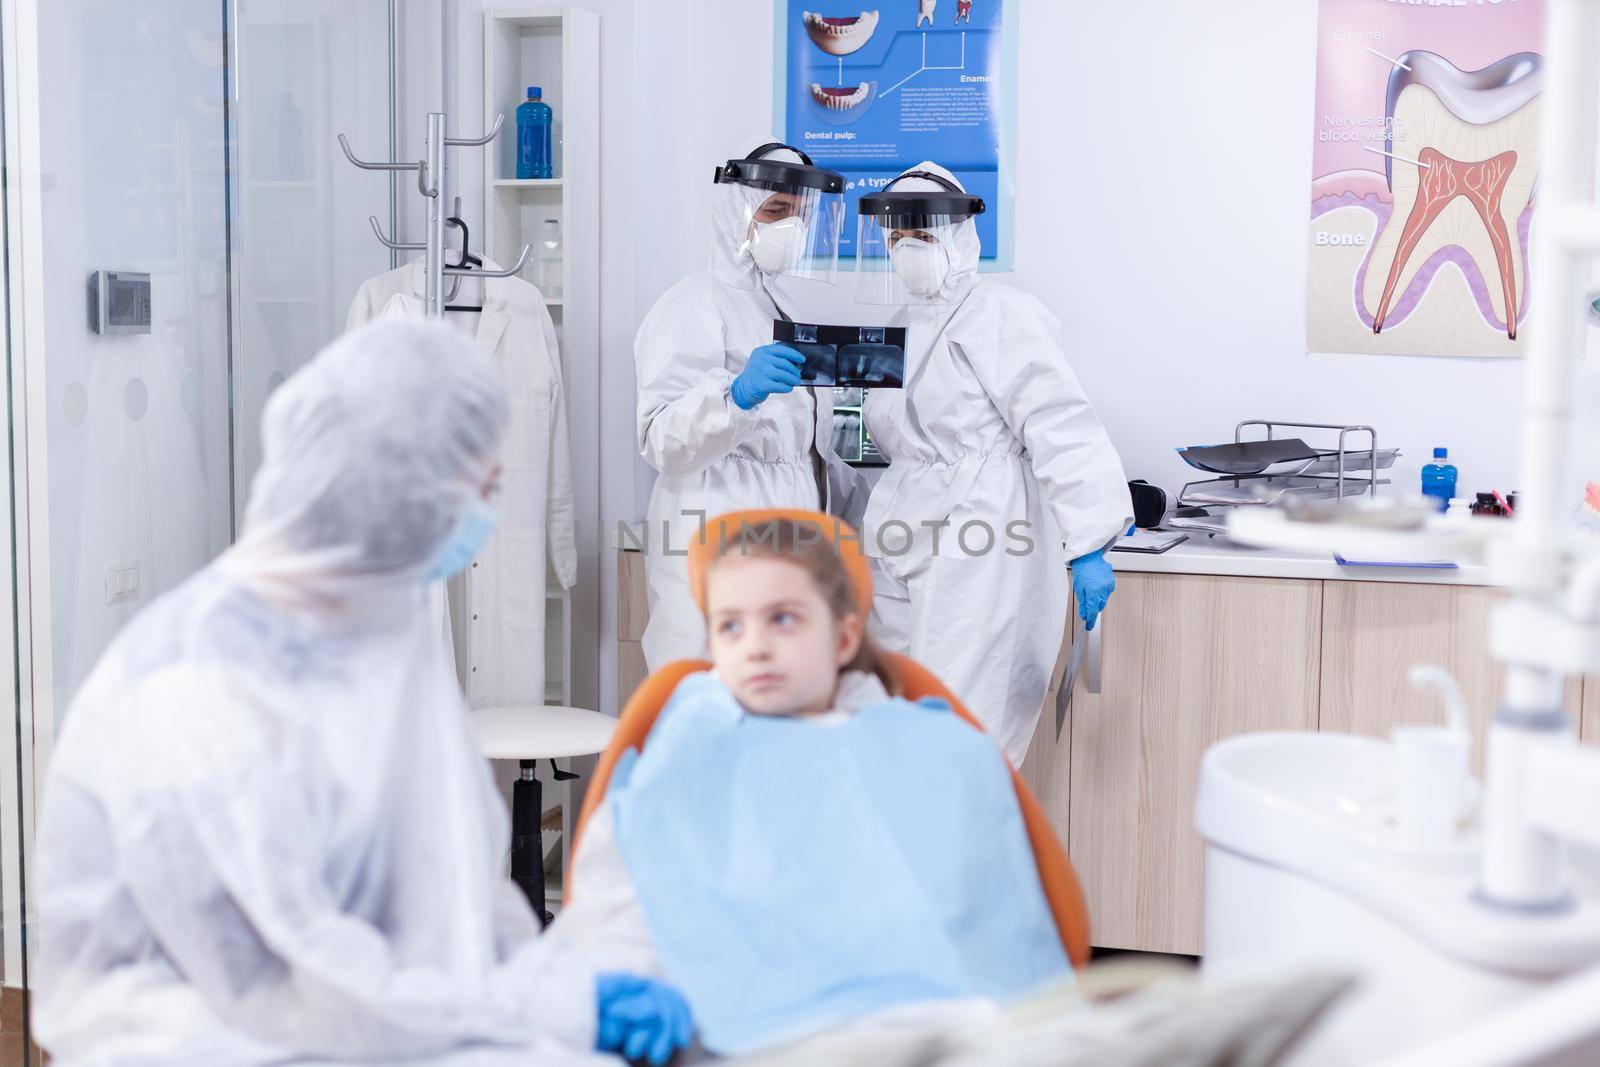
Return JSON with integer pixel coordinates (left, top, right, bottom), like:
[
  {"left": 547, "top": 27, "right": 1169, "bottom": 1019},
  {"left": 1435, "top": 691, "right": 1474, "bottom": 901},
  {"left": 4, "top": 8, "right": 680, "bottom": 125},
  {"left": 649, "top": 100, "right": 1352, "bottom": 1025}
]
[
  {"left": 715, "top": 145, "right": 846, "bottom": 283},
  {"left": 854, "top": 175, "right": 986, "bottom": 305}
]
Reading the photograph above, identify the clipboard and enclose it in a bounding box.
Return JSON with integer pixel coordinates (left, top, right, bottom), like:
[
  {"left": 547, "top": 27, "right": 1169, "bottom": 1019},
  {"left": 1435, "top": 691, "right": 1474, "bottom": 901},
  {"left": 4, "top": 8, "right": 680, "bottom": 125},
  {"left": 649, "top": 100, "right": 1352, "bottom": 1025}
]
[{"left": 1110, "top": 530, "right": 1189, "bottom": 554}]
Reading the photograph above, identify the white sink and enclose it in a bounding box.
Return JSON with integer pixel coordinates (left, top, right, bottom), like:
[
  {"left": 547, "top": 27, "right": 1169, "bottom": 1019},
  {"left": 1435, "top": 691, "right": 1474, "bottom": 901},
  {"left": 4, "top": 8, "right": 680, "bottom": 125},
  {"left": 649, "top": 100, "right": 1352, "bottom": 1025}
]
[
  {"left": 1196, "top": 731, "right": 1477, "bottom": 877},
  {"left": 1197, "top": 731, "right": 1600, "bottom": 979}
]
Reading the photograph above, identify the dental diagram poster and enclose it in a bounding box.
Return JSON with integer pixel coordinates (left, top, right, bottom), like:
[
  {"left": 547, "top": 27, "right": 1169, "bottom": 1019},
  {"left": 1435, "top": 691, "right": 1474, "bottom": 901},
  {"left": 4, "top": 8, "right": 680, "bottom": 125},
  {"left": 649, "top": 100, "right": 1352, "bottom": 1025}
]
[
  {"left": 780, "top": 0, "right": 1012, "bottom": 262},
  {"left": 1307, "top": 0, "right": 1544, "bottom": 358}
]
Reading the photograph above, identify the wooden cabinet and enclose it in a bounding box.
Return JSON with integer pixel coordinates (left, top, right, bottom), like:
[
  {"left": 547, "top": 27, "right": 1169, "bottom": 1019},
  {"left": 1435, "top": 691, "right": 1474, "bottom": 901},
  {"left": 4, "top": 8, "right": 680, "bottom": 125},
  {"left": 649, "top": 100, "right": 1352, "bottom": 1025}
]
[
  {"left": 1021, "top": 575, "right": 1594, "bottom": 957},
  {"left": 618, "top": 641, "right": 649, "bottom": 709},
  {"left": 1037, "top": 573, "right": 1322, "bottom": 955},
  {"left": 1585, "top": 678, "right": 1600, "bottom": 744},
  {"left": 1320, "top": 583, "right": 1584, "bottom": 772},
  {"left": 618, "top": 549, "right": 648, "bottom": 643},
  {"left": 618, "top": 550, "right": 650, "bottom": 707}
]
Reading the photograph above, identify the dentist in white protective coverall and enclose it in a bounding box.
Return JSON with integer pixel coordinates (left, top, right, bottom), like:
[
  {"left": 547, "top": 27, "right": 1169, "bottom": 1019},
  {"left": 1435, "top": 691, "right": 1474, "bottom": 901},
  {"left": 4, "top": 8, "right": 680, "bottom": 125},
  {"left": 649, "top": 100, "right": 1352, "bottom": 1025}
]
[
  {"left": 33, "top": 321, "right": 690, "bottom": 1067},
  {"left": 634, "top": 141, "right": 868, "bottom": 670},
  {"left": 857, "top": 163, "right": 1133, "bottom": 766}
]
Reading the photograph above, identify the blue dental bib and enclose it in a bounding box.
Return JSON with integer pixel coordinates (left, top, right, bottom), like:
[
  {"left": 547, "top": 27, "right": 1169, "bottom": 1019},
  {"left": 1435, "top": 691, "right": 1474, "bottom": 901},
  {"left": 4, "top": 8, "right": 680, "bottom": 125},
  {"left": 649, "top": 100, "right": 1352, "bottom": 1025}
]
[{"left": 607, "top": 672, "right": 1069, "bottom": 1054}]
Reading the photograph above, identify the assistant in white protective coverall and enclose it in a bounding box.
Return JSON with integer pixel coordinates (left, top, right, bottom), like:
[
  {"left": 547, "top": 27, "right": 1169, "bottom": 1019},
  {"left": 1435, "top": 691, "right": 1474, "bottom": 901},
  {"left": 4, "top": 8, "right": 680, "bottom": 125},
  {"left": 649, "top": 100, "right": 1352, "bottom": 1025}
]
[
  {"left": 857, "top": 163, "right": 1133, "bottom": 766},
  {"left": 634, "top": 141, "right": 868, "bottom": 670},
  {"left": 32, "top": 320, "right": 687, "bottom": 1067}
]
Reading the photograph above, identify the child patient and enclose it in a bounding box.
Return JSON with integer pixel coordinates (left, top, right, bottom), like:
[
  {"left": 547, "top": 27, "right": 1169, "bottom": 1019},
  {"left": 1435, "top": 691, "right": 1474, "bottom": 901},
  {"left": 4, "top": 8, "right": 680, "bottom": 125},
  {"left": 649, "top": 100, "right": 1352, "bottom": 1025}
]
[{"left": 551, "top": 515, "right": 1070, "bottom": 1057}]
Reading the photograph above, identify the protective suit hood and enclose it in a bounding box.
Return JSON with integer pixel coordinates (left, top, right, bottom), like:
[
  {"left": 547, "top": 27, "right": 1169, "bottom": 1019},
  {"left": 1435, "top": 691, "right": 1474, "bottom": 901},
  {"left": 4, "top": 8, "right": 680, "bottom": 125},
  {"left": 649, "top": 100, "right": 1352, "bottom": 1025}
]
[
  {"left": 709, "top": 141, "right": 809, "bottom": 291},
  {"left": 226, "top": 319, "right": 508, "bottom": 615}
]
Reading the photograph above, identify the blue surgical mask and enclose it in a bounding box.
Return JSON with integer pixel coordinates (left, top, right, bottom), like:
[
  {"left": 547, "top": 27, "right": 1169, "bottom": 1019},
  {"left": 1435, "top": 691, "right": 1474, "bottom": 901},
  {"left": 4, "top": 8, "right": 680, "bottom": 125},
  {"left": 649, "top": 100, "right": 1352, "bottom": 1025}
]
[{"left": 425, "top": 498, "right": 499, "bottom": 582}]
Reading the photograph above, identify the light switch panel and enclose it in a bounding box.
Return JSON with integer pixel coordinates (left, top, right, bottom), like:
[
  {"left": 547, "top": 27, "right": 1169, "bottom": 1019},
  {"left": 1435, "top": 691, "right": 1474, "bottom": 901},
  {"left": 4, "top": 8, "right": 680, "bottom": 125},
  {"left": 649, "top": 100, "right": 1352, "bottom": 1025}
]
[{"left": 105, "top": 557, "right": 140, "bottom": 606}]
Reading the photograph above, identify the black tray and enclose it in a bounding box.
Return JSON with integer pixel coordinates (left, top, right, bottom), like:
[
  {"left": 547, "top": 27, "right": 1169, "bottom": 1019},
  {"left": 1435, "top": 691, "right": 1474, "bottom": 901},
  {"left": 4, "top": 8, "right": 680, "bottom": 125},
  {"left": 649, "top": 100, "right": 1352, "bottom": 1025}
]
[{"left": 1176, "top": 438, "right": 1321, "bottom": 476}]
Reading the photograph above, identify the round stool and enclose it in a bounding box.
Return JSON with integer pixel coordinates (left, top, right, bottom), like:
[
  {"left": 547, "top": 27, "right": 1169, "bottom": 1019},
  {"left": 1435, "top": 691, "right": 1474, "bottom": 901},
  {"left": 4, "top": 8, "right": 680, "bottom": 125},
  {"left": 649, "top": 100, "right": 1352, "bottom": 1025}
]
[{"left": 470, "top": 704, "right": 616, "bottom": 925}]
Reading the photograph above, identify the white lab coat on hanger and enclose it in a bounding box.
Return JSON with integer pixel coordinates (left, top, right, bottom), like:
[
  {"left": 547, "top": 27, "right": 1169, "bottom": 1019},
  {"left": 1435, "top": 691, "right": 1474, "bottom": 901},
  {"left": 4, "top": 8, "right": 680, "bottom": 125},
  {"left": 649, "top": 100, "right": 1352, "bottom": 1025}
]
[{"left": 347, "top": 258, "right": 577, "bottom": 709}]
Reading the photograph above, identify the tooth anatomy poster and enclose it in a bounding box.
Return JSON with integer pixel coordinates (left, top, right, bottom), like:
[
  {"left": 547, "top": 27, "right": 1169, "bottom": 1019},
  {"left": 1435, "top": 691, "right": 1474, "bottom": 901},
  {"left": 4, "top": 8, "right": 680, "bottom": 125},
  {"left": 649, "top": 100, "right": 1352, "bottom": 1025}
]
[
  {"left": 779, "top": 1, "right": 1011, "bottom": 262},
  {"left": 1307, "top": 0, "right": 1545, "bottom": 358}
]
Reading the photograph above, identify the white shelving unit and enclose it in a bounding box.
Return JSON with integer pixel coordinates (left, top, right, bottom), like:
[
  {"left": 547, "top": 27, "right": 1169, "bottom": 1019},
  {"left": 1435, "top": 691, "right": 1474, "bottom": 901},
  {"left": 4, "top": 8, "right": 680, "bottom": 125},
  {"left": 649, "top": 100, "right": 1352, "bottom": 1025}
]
[
  {"left": 481, "top": 5, "right": 597, "bottom": 710},
  {"left": 479, "top": 5, "right": 600, "bottom": 906}
]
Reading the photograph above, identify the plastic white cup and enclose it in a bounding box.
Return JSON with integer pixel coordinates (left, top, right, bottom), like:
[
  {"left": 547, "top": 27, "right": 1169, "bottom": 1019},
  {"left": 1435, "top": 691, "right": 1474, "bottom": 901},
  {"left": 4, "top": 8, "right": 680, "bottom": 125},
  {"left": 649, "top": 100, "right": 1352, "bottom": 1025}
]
[{"left": 1393, "top": 725, "right": 1471, "bottom": 851}]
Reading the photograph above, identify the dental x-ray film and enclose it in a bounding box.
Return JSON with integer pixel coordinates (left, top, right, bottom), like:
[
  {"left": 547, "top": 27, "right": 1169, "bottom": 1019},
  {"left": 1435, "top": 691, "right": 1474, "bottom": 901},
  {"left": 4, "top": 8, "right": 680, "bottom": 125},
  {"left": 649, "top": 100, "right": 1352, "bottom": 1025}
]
[{"left": 772, "top": 320, "right": 906, "bottom": 389}]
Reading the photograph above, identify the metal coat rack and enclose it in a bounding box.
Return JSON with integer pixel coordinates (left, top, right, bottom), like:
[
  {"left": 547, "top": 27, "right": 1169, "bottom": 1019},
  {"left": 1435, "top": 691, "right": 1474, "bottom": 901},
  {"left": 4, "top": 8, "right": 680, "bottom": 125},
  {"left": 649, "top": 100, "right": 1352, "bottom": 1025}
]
[{"left": 339, "top": 112, "right": 532, "bottom": 318}]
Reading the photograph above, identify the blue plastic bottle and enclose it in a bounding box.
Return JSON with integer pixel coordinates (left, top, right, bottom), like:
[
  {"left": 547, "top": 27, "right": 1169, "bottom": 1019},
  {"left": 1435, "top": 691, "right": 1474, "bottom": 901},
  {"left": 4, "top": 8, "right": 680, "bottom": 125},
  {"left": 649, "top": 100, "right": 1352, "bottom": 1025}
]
[
  {"left": 1421, "top": 447, "right": 1458, "bottom": 512},
  {"left": 516, "top": 87, "right": 553, "bottom": 180}
]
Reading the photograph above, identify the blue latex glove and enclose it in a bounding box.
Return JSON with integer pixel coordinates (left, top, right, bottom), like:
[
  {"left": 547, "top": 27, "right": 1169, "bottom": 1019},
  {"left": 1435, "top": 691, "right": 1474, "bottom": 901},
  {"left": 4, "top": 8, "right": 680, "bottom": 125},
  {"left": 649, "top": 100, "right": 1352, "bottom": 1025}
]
[
  {"left": 730, "top": 343, "right": 804, "bottom": 410},
  {"left": 1071, "top": 549, "right": 1115, "bottom": 631},
  {"left": 595, "top": 973, "right": 694, "bottom": 1066}
]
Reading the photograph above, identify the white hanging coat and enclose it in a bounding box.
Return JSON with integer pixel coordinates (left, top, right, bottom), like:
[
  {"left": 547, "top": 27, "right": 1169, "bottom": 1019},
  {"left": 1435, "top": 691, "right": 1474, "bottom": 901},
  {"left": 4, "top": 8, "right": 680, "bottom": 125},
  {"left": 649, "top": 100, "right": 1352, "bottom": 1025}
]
[{"left": 347, "top": 259, "right": 577, "bottom": 707}]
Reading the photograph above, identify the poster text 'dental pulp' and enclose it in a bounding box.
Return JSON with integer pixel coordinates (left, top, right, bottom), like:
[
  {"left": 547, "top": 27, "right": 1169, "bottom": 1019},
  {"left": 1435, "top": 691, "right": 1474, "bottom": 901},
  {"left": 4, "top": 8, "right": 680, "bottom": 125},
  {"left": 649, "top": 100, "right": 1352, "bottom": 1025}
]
[
  {"left": 1307, "top": 0, "right": 1544, "bottom": 359},
  {"left": 782, "top": 0, "right": 1007, "bottom": 260}
]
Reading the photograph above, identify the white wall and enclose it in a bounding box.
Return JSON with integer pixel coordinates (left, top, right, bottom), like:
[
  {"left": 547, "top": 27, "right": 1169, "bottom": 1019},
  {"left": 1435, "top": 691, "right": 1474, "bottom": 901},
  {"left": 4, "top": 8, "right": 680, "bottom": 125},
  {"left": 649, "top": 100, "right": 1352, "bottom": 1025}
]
[
  {"left": 627, "top": 1, "right": 783, "bottom": 522},
  {"left": 438, "top": 0, "right": 1600, "bottom": 713},
  {"left": 614, "top": 0, "right": 799, "bottom": 711},
  {"left": 622, "top": 0, "right": 1600, "bottom": 518},
  {"left": 1018, "top": 0, "right": 1591, "bottom": 506}
]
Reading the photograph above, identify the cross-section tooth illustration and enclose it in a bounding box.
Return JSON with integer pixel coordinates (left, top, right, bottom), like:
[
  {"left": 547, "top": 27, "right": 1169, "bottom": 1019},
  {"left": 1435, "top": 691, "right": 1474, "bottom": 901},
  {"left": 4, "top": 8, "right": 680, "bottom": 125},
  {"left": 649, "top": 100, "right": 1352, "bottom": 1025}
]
[
  {"left": 802, "top": 11, "right": 879, "bottom": 57},
  {"left": 1363, "top": 51, "right": 1542, "bottom": 339}
]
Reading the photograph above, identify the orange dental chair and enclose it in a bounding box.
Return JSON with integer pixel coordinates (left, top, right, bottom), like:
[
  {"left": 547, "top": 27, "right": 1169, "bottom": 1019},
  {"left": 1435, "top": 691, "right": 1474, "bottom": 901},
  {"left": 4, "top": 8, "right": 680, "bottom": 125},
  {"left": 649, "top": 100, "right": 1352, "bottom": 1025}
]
[{"left": 572, "top": 508, "right": 1091, "bottom": 968}]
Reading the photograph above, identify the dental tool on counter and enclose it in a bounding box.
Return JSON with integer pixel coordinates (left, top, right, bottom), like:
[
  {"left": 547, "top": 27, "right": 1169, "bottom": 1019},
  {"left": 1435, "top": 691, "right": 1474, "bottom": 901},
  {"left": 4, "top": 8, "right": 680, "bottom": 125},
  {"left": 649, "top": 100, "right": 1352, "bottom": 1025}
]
[{"left": 1470, "top": 491, "right": 1519, "bottom": 517}]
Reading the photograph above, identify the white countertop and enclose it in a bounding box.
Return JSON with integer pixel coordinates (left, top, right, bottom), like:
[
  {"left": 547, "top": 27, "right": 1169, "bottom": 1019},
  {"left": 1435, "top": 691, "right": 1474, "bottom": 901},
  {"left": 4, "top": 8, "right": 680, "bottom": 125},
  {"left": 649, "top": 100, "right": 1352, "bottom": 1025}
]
[
  {"left": 615, "top": 523, "right": 1492, "bottom": 587},
  {"left": 1107, "top": 532, "right": 1490, "bottom": 586}
]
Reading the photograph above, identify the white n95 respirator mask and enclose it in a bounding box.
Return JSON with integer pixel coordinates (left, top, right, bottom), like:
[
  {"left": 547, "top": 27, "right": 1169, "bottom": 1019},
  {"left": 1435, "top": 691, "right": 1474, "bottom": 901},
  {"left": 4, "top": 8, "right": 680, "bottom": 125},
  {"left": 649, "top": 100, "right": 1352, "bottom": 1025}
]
[
  {"left": 890, "top": 237, "right": 951, "bottom": 297},
  {"left": 749, "top": 217, "right": 809, "bottom": 275}
]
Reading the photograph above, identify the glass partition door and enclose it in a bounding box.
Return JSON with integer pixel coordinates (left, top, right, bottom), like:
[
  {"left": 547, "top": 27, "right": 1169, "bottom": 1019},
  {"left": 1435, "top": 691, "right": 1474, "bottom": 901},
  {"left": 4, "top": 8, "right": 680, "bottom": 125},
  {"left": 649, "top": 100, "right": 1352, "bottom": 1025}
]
[
  {"left": 0, "top": 3, "right": 394, "bottom": 1062},
  {"left": 230, "top": 0, "right": 395, "bottom": 497}
]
